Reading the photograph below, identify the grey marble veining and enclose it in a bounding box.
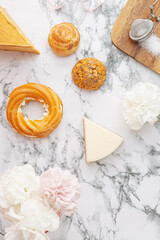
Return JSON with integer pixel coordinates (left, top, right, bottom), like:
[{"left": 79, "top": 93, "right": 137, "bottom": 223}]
[{"left": 0, "top": 0, "right": 160, "bottom": 239}]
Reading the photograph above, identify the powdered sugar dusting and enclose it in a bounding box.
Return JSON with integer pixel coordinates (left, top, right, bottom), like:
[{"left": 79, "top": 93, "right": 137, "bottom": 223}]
[{"left": 139, "top": 34, "right": 160, "bottom": 57}]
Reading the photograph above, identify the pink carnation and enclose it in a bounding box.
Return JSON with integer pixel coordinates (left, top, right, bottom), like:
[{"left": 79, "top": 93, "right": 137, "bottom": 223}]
[{"left": 40, "top": 168, "right": 81, "bottom": 216}]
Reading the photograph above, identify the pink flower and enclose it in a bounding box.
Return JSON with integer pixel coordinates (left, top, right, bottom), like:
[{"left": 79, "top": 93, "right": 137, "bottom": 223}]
[{"left": 40, "top": 168, "right": 81, "bottom": 216}]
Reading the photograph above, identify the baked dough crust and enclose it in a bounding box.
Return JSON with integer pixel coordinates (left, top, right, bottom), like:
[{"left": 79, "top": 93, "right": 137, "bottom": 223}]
[
  {"left": 72, "top": 58, "right": 107, "bottom": 90},
  {"left": 48, "top": 22, "right": 80, "bottom": 56},
  {"left": 0, "top": 6, "right": 40, "bottom": 54},
  {"left": 6, "top": 83, "right": 63, "bottom": 138}
]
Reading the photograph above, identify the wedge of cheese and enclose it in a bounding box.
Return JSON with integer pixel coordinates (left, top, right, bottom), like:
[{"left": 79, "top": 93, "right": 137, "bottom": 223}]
[
  {"left": 0, "top": 7, "right": 40, "bottom": 54},
  {"left": 83, "top": 118, "right": 123, "bottom": 163}
]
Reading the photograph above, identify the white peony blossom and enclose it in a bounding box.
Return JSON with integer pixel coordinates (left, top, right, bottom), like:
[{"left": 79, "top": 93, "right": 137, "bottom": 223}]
[
  {"left": 0, "top": 165, "right": 40, "bottom": 221},
  {"left": 4, "top": 195, "right": 60, "bottom": 239},
  {"left": 122, "top": 82, "right": 160, "bottom": 130},
  {"left": 18, "top": 198, "right": 60, "bottom": 232},
  {"left": 5, "top": 225, "right": 49, "bottom": 240},
  {"left": 0, "top": 165, "right": 80, "bottom": 240}
]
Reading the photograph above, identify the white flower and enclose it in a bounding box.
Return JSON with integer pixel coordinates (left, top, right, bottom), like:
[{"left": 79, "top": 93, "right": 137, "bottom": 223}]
[
  {"left": 0, "top": 165, "right": 40, "bottom": 221},
  {"left": 18, "top": 198, "right": 60, "bottom": 232},
  {"left": 5, "top": 225, "right": 49, "bottom": 240},
  {"left": 4, "top": 198, "right": 60, "bottom": 240},
  {"left": 122, "top": 82, "right": 160, "bottom": 130}
]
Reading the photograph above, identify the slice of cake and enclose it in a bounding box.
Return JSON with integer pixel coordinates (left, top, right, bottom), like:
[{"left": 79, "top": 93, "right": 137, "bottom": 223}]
[
  {"left": 83, "top": 118, "right": 123, "bottom": 163},
  {"left": 0, "top": 7, "right": 40, "bottom": 54}
]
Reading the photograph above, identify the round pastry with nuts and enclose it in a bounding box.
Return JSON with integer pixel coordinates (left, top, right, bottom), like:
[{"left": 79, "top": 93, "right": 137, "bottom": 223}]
[{"left": 72, "top": 58, "right": 106, "bottom": 90}]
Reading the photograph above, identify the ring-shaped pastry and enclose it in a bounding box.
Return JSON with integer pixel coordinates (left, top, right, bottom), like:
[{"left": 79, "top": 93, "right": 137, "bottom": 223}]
[{"left": 6, "top": 83, "right": 63, "bottom": 138}]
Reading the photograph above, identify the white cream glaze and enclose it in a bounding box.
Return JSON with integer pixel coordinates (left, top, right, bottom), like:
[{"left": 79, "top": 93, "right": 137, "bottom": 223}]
[{"left": 18, "top": 98, "right": 49, "bottom": 121}]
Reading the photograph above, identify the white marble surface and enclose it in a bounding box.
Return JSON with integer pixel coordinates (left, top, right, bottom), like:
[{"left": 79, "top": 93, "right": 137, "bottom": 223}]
[{"left": 0, "top": 0, "right": 160, "bottom": 239}]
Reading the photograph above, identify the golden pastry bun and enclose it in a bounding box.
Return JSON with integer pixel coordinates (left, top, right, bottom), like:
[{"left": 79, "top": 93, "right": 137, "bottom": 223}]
[
  {"left": 6, "top": 83, "right": 63, "bottom": 138},
  {"left": 48, "top": 22, "right": 80, "bottom": 56},
  {"left": 72, "top": 58, "right": 107, "bottom": 90}
]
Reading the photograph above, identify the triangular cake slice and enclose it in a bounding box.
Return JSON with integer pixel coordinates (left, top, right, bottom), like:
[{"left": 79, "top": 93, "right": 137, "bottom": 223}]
[
  {"left": 0, "top": 7, "right": 40, "bottom": 54},
  {"left": 83, "top": 118, "right": 123, "bottom": 163}
]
